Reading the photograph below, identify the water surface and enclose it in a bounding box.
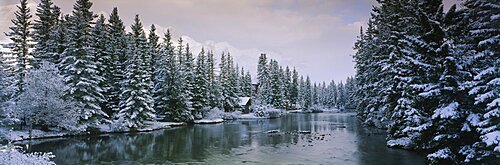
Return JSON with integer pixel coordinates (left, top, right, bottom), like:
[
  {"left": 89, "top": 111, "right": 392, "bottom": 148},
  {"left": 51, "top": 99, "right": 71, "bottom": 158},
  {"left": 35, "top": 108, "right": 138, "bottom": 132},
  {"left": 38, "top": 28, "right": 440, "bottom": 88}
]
[{"left": 28, "top": 112, "right": 425, "bottom": 164}]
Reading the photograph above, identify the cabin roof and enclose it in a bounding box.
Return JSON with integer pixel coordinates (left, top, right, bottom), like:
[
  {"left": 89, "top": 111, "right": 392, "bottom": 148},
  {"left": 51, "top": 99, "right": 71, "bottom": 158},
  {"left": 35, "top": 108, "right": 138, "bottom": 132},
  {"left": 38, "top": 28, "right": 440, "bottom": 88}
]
[{"left": 238, "top": 97, "right": 251, "bottom": 106}]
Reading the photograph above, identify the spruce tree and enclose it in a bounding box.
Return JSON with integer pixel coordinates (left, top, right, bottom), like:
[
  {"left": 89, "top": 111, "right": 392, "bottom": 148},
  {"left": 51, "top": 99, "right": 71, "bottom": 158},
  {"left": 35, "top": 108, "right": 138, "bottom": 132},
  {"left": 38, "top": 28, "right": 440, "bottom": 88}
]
[
  {"left": 303, "top": 76, "right": 312, "bottom": 110},
  {"left": 91, "top": 14, "right": 112, "bottom": 117},
  {"left": 206, "top": 50, "right": 222, "bottom": 109},
  {"left": 117, "top": 15, "right": 155, "bottom": 127},
  {"left": 155, "top": 30, "right": 174, "bottom": 117},
  {"left": 257, "top": 53, "right": 271, "bottom": 105},
  {"left": 33, "top": 0, "right": 60, "bottom": 65},
  {"left": 106, "top": 7, "right": 127, "bottom": 117},
  {"left": 5, "top": 0, "right": 33, "bottom": 96},
  {"left": 290, "top": 68, "right": 299, "bottom": 105},
  {"left": 461, "top": 0, "right": 499, "bottom": 163},
  {"left": 59, "top": 0, "right": 107, "bottom": 127},
  {"left": 192, "top": 48, "right": 210, "bottom": 118}
]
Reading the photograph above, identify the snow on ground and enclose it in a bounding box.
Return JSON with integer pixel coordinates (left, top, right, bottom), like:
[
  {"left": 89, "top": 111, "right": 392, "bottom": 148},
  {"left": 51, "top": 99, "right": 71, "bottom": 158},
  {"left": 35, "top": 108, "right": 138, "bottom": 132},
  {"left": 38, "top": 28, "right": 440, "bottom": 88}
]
[
  {"left": 0, "top": 121, "right": 185, "bottom": 142},
  {"left": 194, "top": 118, "right": 224, "bottom": 124},
  {"left": 0, "top": 128, "right": 68, "bottom": 142},
  {"left": 0, "top": 145, "right": 55, "bottom": 165}
]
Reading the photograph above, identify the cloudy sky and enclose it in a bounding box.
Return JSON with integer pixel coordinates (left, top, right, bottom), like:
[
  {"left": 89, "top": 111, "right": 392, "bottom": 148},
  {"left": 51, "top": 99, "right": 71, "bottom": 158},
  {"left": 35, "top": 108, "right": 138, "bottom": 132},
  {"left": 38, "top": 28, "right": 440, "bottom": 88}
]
[{"left": 0, "top": 0, "right": 458, "bottom": 83}]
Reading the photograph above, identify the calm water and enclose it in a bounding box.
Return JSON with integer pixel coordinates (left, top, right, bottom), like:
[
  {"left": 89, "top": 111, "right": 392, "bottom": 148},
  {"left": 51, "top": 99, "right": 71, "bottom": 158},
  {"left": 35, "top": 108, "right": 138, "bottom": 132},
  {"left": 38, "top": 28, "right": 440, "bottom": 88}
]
[{"left": 27, "top": 113, "right": 425, "bottom": 164}]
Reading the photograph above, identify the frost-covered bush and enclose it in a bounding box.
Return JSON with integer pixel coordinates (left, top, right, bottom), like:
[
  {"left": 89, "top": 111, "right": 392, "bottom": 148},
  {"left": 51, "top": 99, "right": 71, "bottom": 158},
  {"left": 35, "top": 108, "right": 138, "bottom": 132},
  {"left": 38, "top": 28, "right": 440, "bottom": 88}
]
[
  {"left": 266, "top": 108, "right": 282, "bottom": 118},
  {"left": 252, "top": 105, "right": 282, "bottom": 118},
  {"left": 310, "top": 105, "right": 324, "bottom": 113},
  {"left": 0, "top": 145, "right": 55, "bottom": 165},
  {"left": 109, "top": 117, "right": 130, "bottom": 132},
  {"left": 13, "top": 62, "right": 83, "bottom": 132},
  {"left": 223, "top": 111, "right": 242, "bottom": 120},
  {"left": 204, "top": 107, "right": 224, "bottom": 119}
]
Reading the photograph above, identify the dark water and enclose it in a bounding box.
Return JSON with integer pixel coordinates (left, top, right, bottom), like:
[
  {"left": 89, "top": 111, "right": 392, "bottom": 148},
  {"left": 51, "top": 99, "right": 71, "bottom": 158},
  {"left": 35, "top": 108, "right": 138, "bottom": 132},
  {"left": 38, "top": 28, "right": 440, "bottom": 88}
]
[{"left": 27, "top": 113, "right": 425, "bottom": 164}]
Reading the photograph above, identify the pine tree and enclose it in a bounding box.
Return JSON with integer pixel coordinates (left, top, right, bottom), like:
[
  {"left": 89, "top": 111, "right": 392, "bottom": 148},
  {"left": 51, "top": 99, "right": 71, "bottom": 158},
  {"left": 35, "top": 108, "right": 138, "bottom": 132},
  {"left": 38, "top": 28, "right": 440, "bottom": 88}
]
[
  {"left": 106, "top": 7, "right": 127, "bottom": 118},
  {"left": 303, "top": 76, "right": 312, "bottom": 109},
  {"left": 206, "top": 50, "right": 222, "bottom": 109},
  {"left": 182, "top": 43, "right": 195, "bottom": 116},
  {"left": 5, "top": 0, "right": 33, "bottom": 96},
  {"left": 149, "top": 24, "right": 163, "bottom": 114},
  {"left": 163, "top": 37, "right": 193, "bottom": 122},
  {"left": 91, "top": 14, "right": 112, "bottom": 117},
  {"left": 461, "top": 0, "right": 499, "bottom": 163},
  {"left": 154, "top": 30, "right": 174, "bottom": 117},
  {"left": 117, "top": 15, "right": 155, "bottom": 128},
  {"left": 33, "top": 0, "right": 60, "bottom": 66},
  {"left": 312, "top": 83, "right": 318, "bottom": 106},
  {"left": 337, "top": 82, "right": 345, "bottom": 109},
  {"left": 284, "top": 66, "right": 292, "bottom": 107},
  {"left": 290, "top": 68, "right": 299, "bottom": 105},
  {"left": 192, "top": 48, "right": 210, "bottom": 118},
  {"left": 59, "top": 0, "right": 106, "bottom": 127},
  {"left": 269, "top": 60, "right": 284, "bottom": 108},
  {"left": 219, "top": 52, "right": 238, "bottom": 111},
  {"left": 257, "top": 53, "right": 270, "bottom": 105}
]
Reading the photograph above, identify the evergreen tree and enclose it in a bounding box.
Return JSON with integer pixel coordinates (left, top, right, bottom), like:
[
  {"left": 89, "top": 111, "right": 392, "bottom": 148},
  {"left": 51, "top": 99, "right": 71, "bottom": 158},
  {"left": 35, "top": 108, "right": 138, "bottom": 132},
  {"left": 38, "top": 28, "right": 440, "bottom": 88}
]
[
  {"left": 106, "top": 7, "right": 127, "bottom": 117},
  {"left": 117, "top": 15, "right": 155, "bottom": 127},
  {"left": 303, "top": 76, "right": 312, "bottom": 109},
  {"left": 59, "top": 0, "right": 106, "bottom": 127},
  {"left": 192, "top": 48, "right": 210, "bottom": 118},
  {"left": 290, "top": 68, "right": 299, "bottom": 105},
  {"left": 219, "top": 53, "right": 238, "bottom": 111},
  {"left": 337, "top": 82, "right": 345, "bottom": 109},
  {"left": 5, "top": 0, "right": 33, "bottom": 96},
  {"left": 91, "top": 14, "right": 112, "bottom": 117},
  {"left": 206, "top": 50, "right": 222, "bottom": 109},
  {"left": 33, "top": 0, "right": 60, "bottom": 65},
  {"left": 269, "top": 60, "right": 284, "bottom": 108},
  {"left": 163, "top": 37, "right": 193, "bottom": 122},
  {"left": 257, "top": 53, "right": 270, "bottom": 105},
  {"left": 154, "top": 30, "right": 174, "bottom": 117},
  {"left": 461, "top": 0, "right": 499, "bottom": 163},
  {"left": 182, "top": 43, "right": 195, "bottom": 116}
]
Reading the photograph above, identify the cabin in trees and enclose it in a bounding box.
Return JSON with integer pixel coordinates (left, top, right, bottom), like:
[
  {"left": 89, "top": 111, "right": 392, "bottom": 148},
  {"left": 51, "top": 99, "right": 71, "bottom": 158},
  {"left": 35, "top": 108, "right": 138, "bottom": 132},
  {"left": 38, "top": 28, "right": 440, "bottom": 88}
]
[{"left": 238, "top": 97, "right": 252, "bottom": 113}]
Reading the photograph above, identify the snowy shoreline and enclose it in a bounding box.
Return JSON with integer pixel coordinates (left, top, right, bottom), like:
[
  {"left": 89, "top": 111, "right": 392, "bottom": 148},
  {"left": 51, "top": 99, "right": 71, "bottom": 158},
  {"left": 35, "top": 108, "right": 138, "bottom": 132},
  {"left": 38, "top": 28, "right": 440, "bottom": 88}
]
[
  {"left": 3, "top": 109, "right": 343, "bottom": 143},
  {"left": 2, "top": 121, "right": 186, "bottom": 143}
]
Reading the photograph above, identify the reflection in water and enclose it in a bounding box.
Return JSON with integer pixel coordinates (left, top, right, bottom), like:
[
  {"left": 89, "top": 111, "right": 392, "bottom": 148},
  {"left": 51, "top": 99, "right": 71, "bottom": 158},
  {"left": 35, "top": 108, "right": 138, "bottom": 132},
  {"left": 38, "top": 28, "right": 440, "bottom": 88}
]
[{"left": 28, "top": 113, "right": 425, "bottom": 164}]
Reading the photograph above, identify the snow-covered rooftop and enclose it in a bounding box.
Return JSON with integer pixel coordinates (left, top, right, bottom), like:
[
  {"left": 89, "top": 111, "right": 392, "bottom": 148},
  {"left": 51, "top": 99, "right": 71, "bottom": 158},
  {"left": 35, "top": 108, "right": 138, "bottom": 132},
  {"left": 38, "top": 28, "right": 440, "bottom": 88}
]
[{"left": 238, "top": 97, "right": 251, "bottom": 106}]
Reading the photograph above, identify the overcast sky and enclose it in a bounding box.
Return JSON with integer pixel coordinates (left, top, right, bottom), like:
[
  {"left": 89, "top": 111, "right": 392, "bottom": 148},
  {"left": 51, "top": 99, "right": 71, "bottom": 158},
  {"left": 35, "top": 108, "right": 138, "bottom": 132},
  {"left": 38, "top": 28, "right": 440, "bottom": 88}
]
[{"left": 0, "top": 0, "right": 459, "bottom": 83}]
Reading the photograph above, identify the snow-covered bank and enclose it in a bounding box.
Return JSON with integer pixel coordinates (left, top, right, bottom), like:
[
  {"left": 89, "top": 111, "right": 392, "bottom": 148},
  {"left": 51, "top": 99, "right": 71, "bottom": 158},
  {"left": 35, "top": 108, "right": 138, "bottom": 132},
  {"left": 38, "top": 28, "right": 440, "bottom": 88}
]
[
  {"left": 194, "top": 119, "right": 224, "bottom": 124},
  {"left": 0, "top": 145, "right": 55, "bottom": 165},
  {"left": 1, "top": 121, "right": 185, "bottom": 142}
]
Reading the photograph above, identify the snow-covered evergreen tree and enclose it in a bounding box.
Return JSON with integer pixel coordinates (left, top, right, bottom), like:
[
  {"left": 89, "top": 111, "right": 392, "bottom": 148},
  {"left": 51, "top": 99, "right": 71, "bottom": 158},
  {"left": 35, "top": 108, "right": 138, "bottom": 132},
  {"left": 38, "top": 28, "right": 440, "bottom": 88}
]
[
  {"left": 162, "top": 37, "right": 193, "bottom": 122},
  {"left": 303, "top": 76, "right": 312, "bottom": 109},
  {"left": 5, "top": 0, "right": 33, "bottom": 96},
  {"left": 32, "top": 0, "right": 60, "bottom": 66},
  {"left": 257, "top": 53, "right": 271, "bottom": 105},
  {"left": 91, "top": 14, "right": 112, "bottom": 117},
  {"left": 106, "top": 7, "right": 127, "bottom": 118},
  {"left": 461, "top": 0, "right": 499, "bottom": 163},
  {"left": 290, "top": 68, "right": 299, "bottom": 105},
  {"left": 59, "top": 0, "right": 107, "bottom": 127},
  {"left": 154, "top": 30, "right": 173, "bottom": 117},
  {"left": 192, "top": 48, "right": 210, "bottom": 118},
  {"left": 269, "top": 60, "right": 285, "bottom": 108},
  {"left": 219, "top": 53, "right": 238, "bottom": 111},
  {"left": 117, "top": 15, "right": 155, "bottom": 128},
  {"left": 206, "top": 50, "right": 222, "bottom": 109}
]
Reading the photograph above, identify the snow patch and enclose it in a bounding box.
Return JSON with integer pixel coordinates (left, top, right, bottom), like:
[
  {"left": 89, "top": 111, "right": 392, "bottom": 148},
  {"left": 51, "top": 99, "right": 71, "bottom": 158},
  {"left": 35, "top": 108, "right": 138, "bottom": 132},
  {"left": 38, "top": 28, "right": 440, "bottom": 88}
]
[{"left": 194, "top": 119, "right": 224, "bottom": 124}]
